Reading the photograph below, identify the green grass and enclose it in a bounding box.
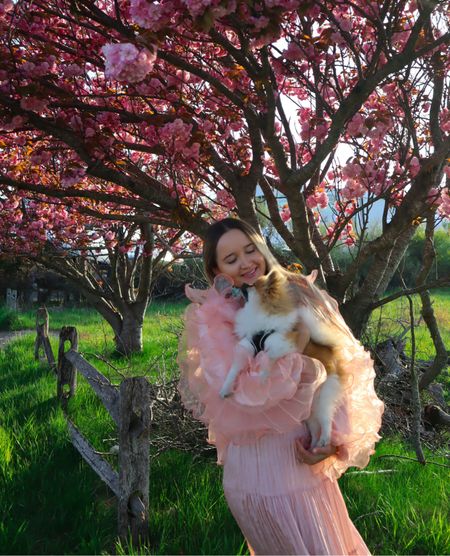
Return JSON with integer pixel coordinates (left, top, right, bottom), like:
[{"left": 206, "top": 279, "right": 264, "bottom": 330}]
[
  {"left": 0, "top": 306, "right": 22, "bottom": 331},
  {"left": 366, "top": 289, "right": 450, "bottom": 360},
  {"left": 0, "top": 293, "right": 449, "bottom": 554},
  {"left": 340, "top": 440, "right": 450, "bottom": 555},
  {"left": 365, "top": 288, "right": 450, "bottom": 400}
]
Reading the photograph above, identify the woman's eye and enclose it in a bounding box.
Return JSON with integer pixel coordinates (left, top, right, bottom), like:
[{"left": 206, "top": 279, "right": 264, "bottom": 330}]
[{"left": 246, "top": 247, "right": 255, "bottom": 254}]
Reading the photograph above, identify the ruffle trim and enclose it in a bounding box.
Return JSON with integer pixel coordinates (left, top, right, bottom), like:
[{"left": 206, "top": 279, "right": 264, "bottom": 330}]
[{"left": 178, "top": 282, "right": 384, "bottom": 478}]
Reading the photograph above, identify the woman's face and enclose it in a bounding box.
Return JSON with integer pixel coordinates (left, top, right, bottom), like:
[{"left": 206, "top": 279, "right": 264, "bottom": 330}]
[{"left": 214, "top": 229, "right": 267, "bottom": 287}]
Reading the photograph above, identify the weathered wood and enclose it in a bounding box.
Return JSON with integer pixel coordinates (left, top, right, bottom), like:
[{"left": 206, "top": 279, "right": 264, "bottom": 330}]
[
  {"left": 376, "top": 339, "right": 408, "bottom": 383},
  {"left": 424, "top": 404, "right": 450, "bottom": 428},
  {"left": 35, "top": 307, "right": 56, "bottom": 369},
  {"left": 118, "top": 377, "right": 150, "bottom": 544},
  {"left": 67, "top": 419, "right": 120, "bottom": 497},
  {"left": 42, "top": 335, "right": 56, "bottom": 370},
  {"left": 427, "top": 383, "right": 448, "bottom": 410},
  {"left": 6, "top": 288, "right": 17, "bottom": 310},
  {"left": 57, "top": 326, "right": 78, "bottom": 403},
  {"left": 64, "top": 350, "right": 120, "bottom": 426}
]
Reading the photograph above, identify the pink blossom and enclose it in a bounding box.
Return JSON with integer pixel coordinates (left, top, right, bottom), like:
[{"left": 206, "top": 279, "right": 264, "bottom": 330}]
[
  {"left": 437, "top": 189, "right": 450, "bottom": 218},
  {"left": 30, "top": 150, "right": 52, "bottom": 165},
  {"left": 20, "top": 96, "right": 49, "bottom": 112},
  {"left": 314, "top": 124, "right": 328, "bottom": 141},
  {"left": 284, "top": 42, "right": 303, "bottom": 61},
  {"left": 440, "top": 109, "right": 450, "bottom": 133},
  {"left": 341, "top": 180, "right": 366, "bottom": 201},
  {"left": 427, "top": 187, "right": 440, "bottom": 206},
  {"left": 0, "top": 0, "right": 13, "bottom": 16},
  {"left": 102, "top": 43, "right": 157, "bottom": 83},
  {"left": 347, "top": 113, "right": 366, "bottom": 136},
  {"left": 280, "top": 204, "right": 291, "bottom": 222},
  {"left": 119, "top": 245, "right": 132, "bottom": 254},
  {"left": 61, "top": 167, "right": 86, "bottom": 187},
  {"left": 264, "top": 0, "right": 299, "bottom": 9},
  {"left": 130, "top": 0, "right": 174, "bottom": 30},
  {"left": 22, "top": 57, "right": 56, "bottom": 78},
  {"left": 409, "top": 156, "right": 420, "bottom": 178},
  {"left": 5, "top": 115, "right": 27, "bottom": 130},
  {"left": 306, "top": 188, "right": 328, "bottom": 209},
  {"left": 183, "top": 0, "right": 215, "bottom": 18},
  {"left": 63, "top": 63, "right": 84, "bottom": 77},
  {"left": 216, "top": 189, "right": 236, "bottom": 209}
]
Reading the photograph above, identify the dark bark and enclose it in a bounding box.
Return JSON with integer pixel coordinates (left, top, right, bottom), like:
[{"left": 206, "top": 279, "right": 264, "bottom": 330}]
[
  {"left": 407, "top": 215, "right": 448, "bottom": 390},
  {"left": 405, "top": 292, "right": 425, "bottom": 464},
  {"left": 113, "top": 303, "right": 146, "bottom": 355},
  {"left": 418, "top": 291, "right": 449, "bottom": 390},
  {"left": 423, "top": 405, "right": 450, "bottom": 428}
]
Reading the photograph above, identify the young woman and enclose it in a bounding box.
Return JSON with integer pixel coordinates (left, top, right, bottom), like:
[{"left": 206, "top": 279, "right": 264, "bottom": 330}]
[{"left": 178, "top": 217, "right": 384, "bottom": 555}]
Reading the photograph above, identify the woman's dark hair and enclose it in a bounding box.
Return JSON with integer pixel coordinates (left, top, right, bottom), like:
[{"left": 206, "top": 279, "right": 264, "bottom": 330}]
[{"left": 202, "top": 217, "right": 280, "bottom": 284}]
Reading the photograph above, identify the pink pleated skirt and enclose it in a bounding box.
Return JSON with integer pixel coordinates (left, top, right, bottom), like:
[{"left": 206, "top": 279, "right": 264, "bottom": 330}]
[{"left": 223, "top": 427, "right": 370, "bottom": 556}]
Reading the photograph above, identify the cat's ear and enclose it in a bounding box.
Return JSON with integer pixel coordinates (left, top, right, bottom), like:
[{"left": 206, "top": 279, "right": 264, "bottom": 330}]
[
  {"left": 213, "top": 273, "right": 235, "bottom": 295},
  {"left": 305, "top": 269, "right": 318, "bottom": 284},
  {"left": 185, "top": 284, "right": 209, "bottom": 304}
]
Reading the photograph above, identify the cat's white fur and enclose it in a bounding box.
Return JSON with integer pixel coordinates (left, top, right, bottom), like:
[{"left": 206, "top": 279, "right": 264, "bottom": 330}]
[{"left": 220, "top": 285, "right": 344, "bottom": 448}]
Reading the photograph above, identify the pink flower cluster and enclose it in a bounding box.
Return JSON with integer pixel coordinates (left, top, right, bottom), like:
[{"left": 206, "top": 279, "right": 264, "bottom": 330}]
[
  {"left": 130, "top": 0, "right": 174, "bottom": 30},
  {"left": 306, "top": 188, "right": 328, "bottom": 209},
  {"left": 280, "top": 204, "right": 291, "bottom": 222},
  {"left": 101, "top": 43, "right": 157, "bottom": 83},
  {"left": 183, "top": 0, "right": 216, "bottom": 18},
  {"left": 20, "top": 96, "right": 49, "bottom": 113},
  {"left": 215, "top": 189, "right": 236, "bottom": 210},
  {"left": 0, "top": 0, "right": 13, "bottom": 16},
  {"left": 264, "top": 0, "right": 299, "bottom": 9},
  {"left": 438, "top": 189, "right": 450, "bottom": 218},
  {"left": 61, "top": 167, "right": 86, "bottom": 187},
  {"left": 22, "top": 57, "right": 56, "bottom": 78},
  {"left": 160, "top": 118, "right": 200, "bottom": 160}
]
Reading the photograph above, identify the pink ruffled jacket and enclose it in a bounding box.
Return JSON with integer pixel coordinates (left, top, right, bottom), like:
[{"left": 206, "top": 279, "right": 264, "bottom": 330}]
[{"left": 178, "top": 273, "right": 384, "bottom": 480}]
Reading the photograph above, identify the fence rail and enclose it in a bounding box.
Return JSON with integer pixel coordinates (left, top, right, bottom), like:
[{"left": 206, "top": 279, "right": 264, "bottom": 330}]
[{"left": 35, "top": 307, "right": 150, "bottom": 545}]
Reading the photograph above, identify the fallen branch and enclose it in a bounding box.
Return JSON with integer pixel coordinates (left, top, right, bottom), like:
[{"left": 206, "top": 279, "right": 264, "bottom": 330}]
[
  {"left": 375, "top": 454, "right": 450, "bottom": 469},
  {"left": 346, "top": 469, "right": 397, "bottom": 475}
]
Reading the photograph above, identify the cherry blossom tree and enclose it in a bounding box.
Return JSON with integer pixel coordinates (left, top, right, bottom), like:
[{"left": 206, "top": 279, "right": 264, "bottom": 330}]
[
  {"left": 0, "top": 0, "right": 449, "bottom": 360},
  {"left": 0, "top": 191, "right": 189, "bottom": 353}
]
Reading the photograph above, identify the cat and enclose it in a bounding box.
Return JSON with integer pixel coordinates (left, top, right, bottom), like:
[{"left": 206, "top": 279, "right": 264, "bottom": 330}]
[{"left": 219, "top": 269, "right": 349, "bottom": 448}]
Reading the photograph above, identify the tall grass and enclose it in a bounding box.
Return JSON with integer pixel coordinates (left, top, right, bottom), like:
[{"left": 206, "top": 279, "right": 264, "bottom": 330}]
[
  {"left": 0, "top": 293, "right": 449, "bottom": 554},
  {"left": 366, "top": 289, "right": 450, "bottom": 359}
]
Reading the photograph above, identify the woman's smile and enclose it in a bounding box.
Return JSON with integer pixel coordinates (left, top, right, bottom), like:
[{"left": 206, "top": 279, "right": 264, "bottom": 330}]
[{"left": 214, "top": 229, "right": 267, "bottom": 287}]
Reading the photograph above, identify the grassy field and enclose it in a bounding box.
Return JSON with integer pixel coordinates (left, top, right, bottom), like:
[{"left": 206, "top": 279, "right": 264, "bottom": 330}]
[
  {"left": 365, "top": 289, "right": 450, "bottom": 361},
  {"left": 0, "top": 292, "right": 449, "bottom": 555}
]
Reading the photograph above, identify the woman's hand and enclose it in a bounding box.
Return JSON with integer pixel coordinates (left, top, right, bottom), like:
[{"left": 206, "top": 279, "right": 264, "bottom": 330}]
[{"left": 295, "top": 439, "right": 338, "bottom": 465}]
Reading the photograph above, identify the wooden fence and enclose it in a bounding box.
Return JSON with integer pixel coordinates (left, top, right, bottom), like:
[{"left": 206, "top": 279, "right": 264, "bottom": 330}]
[{"left": 35, "top": 308, "right": 150, "bottom": 545}]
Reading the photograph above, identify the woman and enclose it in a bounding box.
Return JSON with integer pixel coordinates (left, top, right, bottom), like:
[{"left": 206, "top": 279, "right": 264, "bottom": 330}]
[{"left": 178, "top": 217, "right": 384, "bottom": 555}]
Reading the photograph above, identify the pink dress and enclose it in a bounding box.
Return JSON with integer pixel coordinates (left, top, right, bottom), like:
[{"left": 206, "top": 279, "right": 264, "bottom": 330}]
[{"left": 178, "top": 277, "right": 384, "bottom": 555}]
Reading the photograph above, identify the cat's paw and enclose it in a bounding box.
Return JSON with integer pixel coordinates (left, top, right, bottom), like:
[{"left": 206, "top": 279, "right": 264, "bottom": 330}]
[
  {"left": 306, "top": 417, "right": 321, "bottom": 449},
  {"left": 219, "top": 387, "right": 234, "bottom": 399}
]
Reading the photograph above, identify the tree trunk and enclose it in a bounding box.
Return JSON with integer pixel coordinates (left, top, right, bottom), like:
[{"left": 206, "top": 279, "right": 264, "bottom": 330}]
[{"left": 114, "top": 305, "right": 146, "bottom": 355}]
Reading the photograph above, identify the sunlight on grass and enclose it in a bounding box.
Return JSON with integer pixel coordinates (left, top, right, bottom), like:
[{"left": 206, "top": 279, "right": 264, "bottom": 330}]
[
  {"left": 0, "top": 293, "right": 448, "bottom": 554},
  {"left": 366, "top": 289, "right": 450, "bottom": 359}
]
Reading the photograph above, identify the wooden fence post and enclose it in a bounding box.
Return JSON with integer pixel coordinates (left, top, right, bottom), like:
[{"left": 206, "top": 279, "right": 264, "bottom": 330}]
[
  {"left": 35, "top": 307, "right": 56, "bottom": 369},
  {"left": 57, "top": 326, "right": 78, "bottom": 405},
  {"left": 118, "top": 377, "right": 151, "bottom": 545}
]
